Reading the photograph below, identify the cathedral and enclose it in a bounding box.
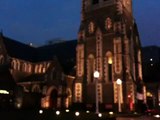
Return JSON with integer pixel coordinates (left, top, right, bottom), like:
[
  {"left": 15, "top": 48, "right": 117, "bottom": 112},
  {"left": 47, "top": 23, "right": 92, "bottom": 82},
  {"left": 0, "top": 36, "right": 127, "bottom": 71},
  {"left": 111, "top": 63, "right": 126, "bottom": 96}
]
[
  {"left": 0, "top": 0, "right": 146, "bottom": 113},
  {"left": 74, "top": 0, "right": 145, "bottom": 112}
]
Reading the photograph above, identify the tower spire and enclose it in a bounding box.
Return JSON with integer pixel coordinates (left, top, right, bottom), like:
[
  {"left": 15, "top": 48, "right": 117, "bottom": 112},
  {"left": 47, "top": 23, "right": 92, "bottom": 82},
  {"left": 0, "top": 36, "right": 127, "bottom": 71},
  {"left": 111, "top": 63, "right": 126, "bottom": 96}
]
[{"left": 81, "top": 0, "right": 85, "bottom": 21}]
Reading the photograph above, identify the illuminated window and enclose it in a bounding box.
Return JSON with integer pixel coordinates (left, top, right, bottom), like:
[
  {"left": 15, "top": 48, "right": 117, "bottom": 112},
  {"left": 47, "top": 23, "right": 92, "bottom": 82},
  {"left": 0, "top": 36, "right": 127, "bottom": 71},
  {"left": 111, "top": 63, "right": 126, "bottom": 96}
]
[
  {"left": 28, "top": 64, "right": 32, "bottom": 73},
  {"left": 12, "top": 60, "right": 17, "bottom": 69},
  {"left": 35, "top": 65, "right": 39, "bottom": 73},
  {"left": 17, "top": 60, "right": 20, "bottom": 71},
  {"left": 42, "top": 67, "right": 46, "bottom": 73},
  {"left": 87, "top": 54, "right": 95, "bottom": 83},
  {"left": 39, "top": 64, "right": 43, "bottom": 73},
  {"left": 105, "top": 17, "right": 112, "bottom": 30},
  {"left": 146, "top": 92, "right": 153, "bottom": 97},
  {"left": 32, "top": 84, "right": 41, "bottom": 93},
  {"left": 75, "top": 83, "right": 82, "bottom": 102},
  {"left": 105, "top": 52, "right": 113, "bottom": 82},
  {"left": 77, "top": 45, "right": 84, "bottom": 77},
  {"left": 88, "top": 22, "right": 94, "bottom": 33},
  {"left": 114, "top": 38, "right": 122, "bottom": 73},
  {"left": 23, "top": 63, "right": 27, "bottom": 72},
  {"left": 138, "top": 51, "right": 142, "bottom": 79}
]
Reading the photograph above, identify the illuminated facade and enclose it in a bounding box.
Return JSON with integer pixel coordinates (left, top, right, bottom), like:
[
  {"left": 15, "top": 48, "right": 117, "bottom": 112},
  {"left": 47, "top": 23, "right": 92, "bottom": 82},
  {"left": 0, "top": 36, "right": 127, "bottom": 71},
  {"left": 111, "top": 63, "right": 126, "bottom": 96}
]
[
  {"left": 0, "top": 34, "right": 76, "bottom": 109},
  {"left": 74, "top": 0, "right": 145, "bottom": 112}
]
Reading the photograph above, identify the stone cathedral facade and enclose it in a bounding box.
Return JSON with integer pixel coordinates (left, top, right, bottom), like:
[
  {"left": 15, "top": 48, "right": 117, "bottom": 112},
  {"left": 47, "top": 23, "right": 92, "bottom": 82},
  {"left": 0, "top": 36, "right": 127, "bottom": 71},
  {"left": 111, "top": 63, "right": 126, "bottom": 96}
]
[{"left": 74, "top": 0, "right": 145, "bottom": 112}]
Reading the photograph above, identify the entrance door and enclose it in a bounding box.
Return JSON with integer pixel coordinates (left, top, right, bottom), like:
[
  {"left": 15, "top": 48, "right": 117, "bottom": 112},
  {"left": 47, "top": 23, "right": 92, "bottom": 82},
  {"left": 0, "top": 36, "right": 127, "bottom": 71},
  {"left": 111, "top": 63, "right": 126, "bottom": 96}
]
[{"left": 50, "top": 89, "right": 58, "bottom": 108}]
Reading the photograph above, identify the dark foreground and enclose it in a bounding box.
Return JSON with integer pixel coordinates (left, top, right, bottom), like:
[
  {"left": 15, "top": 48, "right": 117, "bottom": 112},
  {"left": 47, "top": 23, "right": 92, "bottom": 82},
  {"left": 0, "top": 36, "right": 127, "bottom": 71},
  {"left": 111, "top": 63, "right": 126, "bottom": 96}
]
[
  {"left": 0, "top": 109, "right": 158, "bottom": 120},
  {"left": 0, "top": 109, "right": 116, "bottom": 120}
]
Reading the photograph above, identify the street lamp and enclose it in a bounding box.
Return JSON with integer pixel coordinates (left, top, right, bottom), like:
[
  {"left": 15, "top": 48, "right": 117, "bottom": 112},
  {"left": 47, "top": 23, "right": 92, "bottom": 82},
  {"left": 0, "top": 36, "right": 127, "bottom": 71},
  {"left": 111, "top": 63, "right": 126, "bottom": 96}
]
[
  {"left": 116, "top": 78, "right": 122, "bottom": 112},
  {"left": 94, "top": 71, "right": 100, "bottom": 114}
]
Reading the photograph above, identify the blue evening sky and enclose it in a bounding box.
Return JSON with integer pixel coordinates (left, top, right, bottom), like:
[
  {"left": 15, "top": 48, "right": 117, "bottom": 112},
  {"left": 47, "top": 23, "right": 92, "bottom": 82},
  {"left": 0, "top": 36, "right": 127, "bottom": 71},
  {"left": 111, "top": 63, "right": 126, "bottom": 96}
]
[{"left": 0, "top": 0, "right": 160, "bottom": 46}]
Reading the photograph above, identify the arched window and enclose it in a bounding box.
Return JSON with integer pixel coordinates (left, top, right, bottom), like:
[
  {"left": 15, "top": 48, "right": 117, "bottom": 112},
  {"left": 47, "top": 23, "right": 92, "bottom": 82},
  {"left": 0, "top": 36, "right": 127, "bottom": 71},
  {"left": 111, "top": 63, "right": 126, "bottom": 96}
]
[
  {"left": 114, "top": 38, "right": 122, "bottom": 73},
  {"left": 11, "top": 59, "right": 17, "bottom": 69},
  {"left": 42, "top": 67, "right": 46, "bottom": 73},
  {"left": 32, "top": 84, "right": 41, "bottom": 93},
  {"left": 23, "top": 63, "right": 27, "bottom": 72},
  {"left": 35, "top": 65, "right": 39, "bottom": 73},
  {"left": 28, "top": 64, "right": 32, "bottom": 73},
  {"left": 87, "top": 54, "right": 95, "bottom": 83},
  {"left": 39, "top": 64, "right": 43, "bottom": 73},
  {"left": 77, "top": 45, "right": 84, "bottom": 77},
  {"left": 17, "top": 60, "right": 20, "bottom": 71},
  {"left": 105, "top": 17, "right": 112, "bottom": 30},
  {"left": 105, "top": 51, "right": 113, "bottom": 82},
  {"left": 138, "top": 50, "right": 142, "bottom": 79},
  {"left": 88, "top": 22, "right": 95, "bottom": 33}
]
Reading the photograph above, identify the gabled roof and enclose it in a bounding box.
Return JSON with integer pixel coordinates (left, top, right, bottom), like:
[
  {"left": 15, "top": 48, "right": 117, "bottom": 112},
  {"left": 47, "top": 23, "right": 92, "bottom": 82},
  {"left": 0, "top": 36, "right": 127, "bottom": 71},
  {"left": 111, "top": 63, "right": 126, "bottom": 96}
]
[
  {"left": 37, "top": 40, "right": 77, "bottom": 74},
  {"left": 1, "top": 34, "right": 77, "bottom": 75},
  {"left": 2, "top": 36, "right": 37, "bottom": 62}
]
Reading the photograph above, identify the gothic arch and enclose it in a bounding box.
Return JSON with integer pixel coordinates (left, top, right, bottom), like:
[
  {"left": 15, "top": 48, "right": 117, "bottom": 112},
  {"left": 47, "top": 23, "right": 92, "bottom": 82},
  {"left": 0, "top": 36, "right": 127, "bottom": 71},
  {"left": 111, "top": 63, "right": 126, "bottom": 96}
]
[
  {"left": 104, "top": 51, "right": 113, "bottom": 82},
  {"left": 32, "top": 84, "right": 41, "bottom": 93},
  {"left": 87, "top": 54, "right": 95, "bottom": 83},
  {"left": 17, "top": 60, "right": 20, "bottom": 71},
  {"left": 65, "top": 88, "right": 72, "bottom": 108},
  {"left": 23, "top": 63, "right": 27, "bottom": 72},
  {"left": 28, "top": 64, "right": 32, "bottom": 73},
  {"left": 138, "top": 50, "right": 142, "bottom": 79},
  {"left": 12, "top": 59, "right": 17, "bottom": 69},
  {"left": 76, "top": 44, "right": 84, "bottom": 77},
  {"left": 35, "top": 65, "right": 39, "bottom": 73},
  {"left": 46, "top": 86, "right": 58, "bottom": 108},
  {"left": 39, "top": 64, "right": 43, "bottom": 73},
  {"left": 105, "top": 17, "right": 112, "bottom": 30}
]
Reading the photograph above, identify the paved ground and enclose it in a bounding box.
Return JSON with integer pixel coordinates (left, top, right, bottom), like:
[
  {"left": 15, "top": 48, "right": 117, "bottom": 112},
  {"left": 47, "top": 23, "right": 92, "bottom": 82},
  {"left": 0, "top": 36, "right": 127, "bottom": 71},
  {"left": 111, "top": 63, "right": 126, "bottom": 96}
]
[
  {"left": 0, "top": 109, "right": 158, "bottom": 120},
  {"left": 117, "top": 116, "right": 159, "bottom": 120}
]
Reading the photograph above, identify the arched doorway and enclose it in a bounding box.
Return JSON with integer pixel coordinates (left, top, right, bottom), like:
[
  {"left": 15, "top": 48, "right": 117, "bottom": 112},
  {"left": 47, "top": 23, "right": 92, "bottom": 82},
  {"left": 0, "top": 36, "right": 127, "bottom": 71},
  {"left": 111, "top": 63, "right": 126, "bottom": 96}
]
[
  {"left": 50, "top": 89, "right": 58, "bottom": 108},
  {"left": 46, "top": 87, "right": 58, "bottom": 109}
]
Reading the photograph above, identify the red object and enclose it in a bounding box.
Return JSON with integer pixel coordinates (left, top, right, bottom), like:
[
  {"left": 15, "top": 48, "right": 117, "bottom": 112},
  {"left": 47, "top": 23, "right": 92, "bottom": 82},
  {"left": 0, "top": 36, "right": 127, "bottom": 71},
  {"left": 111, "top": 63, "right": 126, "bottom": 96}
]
[{"left": 145, "top": 109, "right": 160, "bottom": 115}]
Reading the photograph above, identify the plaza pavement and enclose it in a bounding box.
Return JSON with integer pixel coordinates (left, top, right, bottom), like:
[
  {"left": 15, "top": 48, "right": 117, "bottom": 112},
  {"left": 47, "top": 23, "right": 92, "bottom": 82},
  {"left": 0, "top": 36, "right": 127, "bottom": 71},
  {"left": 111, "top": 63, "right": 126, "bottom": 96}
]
[{"left": 0, "top": 109, "right": 158, "bottom": 120}]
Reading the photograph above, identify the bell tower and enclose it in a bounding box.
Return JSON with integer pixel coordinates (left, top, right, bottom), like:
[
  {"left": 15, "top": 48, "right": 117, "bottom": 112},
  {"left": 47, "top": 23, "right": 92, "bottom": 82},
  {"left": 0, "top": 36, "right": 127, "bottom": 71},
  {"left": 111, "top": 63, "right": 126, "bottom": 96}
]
[{"left": 74, "top": 0, "right": 145, "bottom": 112}]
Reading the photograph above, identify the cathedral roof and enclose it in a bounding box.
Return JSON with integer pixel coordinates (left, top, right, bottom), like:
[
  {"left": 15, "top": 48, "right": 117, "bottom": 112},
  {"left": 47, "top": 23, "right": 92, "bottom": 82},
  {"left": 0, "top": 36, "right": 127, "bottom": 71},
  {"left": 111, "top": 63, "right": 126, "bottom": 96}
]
[
  {"left": 0, "top": 34, "right": 77, "bottom": 75},
  {"left": 37, "top": 40, "right": 77, "bottom": 74},
  {"left": 1, "top": 36, "right": 36, "bottom": 62}
]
